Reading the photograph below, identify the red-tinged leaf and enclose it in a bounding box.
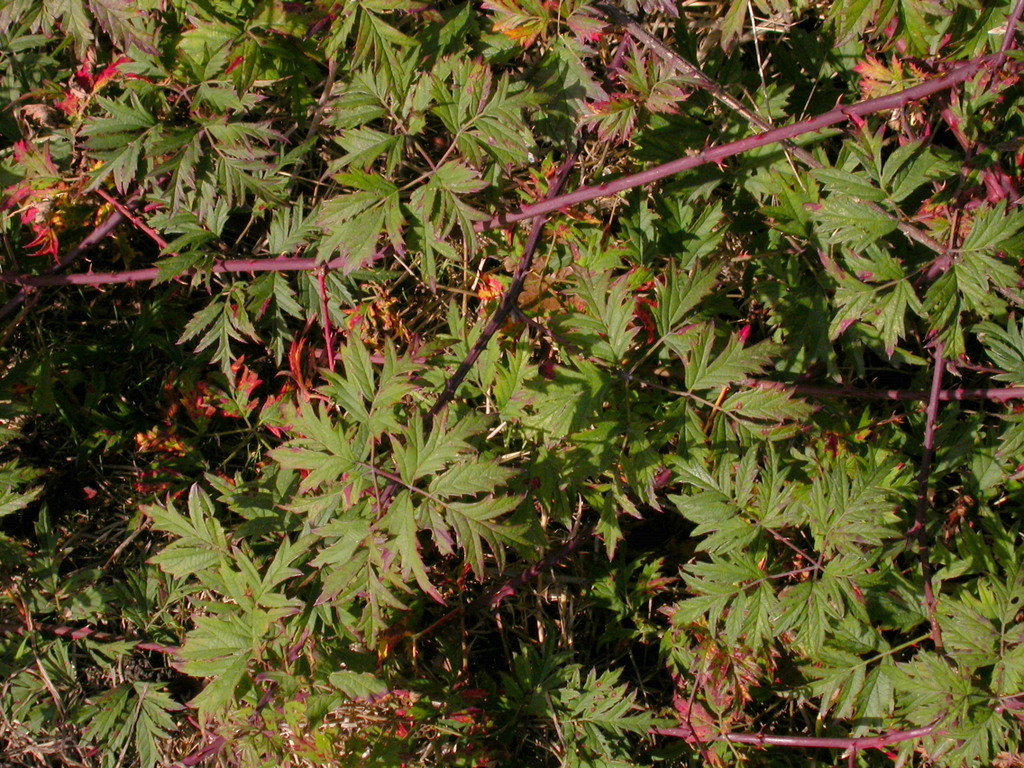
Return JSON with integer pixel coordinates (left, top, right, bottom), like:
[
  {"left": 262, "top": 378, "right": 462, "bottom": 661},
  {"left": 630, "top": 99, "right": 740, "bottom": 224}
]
[
  {"left": 566, "top": 7, "right": 605, "bottom": 43},
  {"left": 481, "top": 0, "right": 550, "bottom": 48},
  {"left": 92, "top": 56, "right": 131, "bottom": 91},
  {"left": 75, "top": 53, "right": 96, "bottom": 91},
  {"left": 88, "top": 0, "right": 160, "bottom": 55},
  {"left": 670, "top": 698, "right": 717, "bottom": 743},
  {"left": 583, "top": 96, "right": 638, "bottom": 144},
  {"left": 853, "top": 55, "right": 920, "bottom": 99}
]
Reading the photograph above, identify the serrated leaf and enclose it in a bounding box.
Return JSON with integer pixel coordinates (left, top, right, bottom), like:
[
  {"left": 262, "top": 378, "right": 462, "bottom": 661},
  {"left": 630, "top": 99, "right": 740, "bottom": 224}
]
[
  {"left": 953, "top": 250, "right": 1017, "bottom": 318},
  {"left": 961, "top": 204, "right": 1024, "bottom": 254},
  {"left": 334, "top": 127, "right": 402, "bottom": 171},
  {"left": 882, "top": 141, "right": 953, "bottom": 202},
  {"left": 811, "top": 167, "right": 888, "bottom": 202},
  {"left": 445, "top": 494, "right": 523, "bottom": 576},
  {"left": 148, "top": 486, "right": 229, "bottom": 578},
  {"left": 976, "top": 317, "right": 1024, "bottom": 385},
  {"left": 677, "top": 326, "right": 773, "bottom": 392},
  {"left": 812, "top": 196, "right": 899, "bottom": 249},
  {"left": 329, "top": 671, "right": 388, "bottom": 700},
  {"left": 88, "top": 0, "right": 159, "bottom": 54},
  {"left": 828, "top": 0, "right": 882, "bottom": 45},
  {"left": 428, "top": 460, "right": 516, "bottom": 496},
  {"left": 569, "top": 269, "right": 638, "bottom": 363},
  {"left": 133, "top": 683, "right": 181, "bottom": 768},
  {"left": 520, "top": 360, "right": 609, "bottom": 439},
  {"left": 380, "top": 492, "right": 444, "bottom": 603},
  {"left": 805, "top": 460, "right": 901, "bottom": 559},
  {"left": 654, "top": 265, "right": 718, "bottom": 337},
  {"left": 720, "top": 386, "right": 814, "bottom": 436},
  {"left": 318, "top": 173, "right": 402, "bottom": 270},
  {"left": 582, "top": 96, "right": 639, "bottom": 144},
  {"left": 270, "top": 400, "right": 362, "bottom": 493},
  {"left": 482, "top": 0, "right": 550, "bottom": 48}
]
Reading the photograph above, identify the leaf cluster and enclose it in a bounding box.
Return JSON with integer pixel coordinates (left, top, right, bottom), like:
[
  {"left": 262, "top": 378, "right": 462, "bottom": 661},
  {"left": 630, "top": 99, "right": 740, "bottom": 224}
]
[{"left": 2, "top": 0, "right": 1024, "bottom": 767}]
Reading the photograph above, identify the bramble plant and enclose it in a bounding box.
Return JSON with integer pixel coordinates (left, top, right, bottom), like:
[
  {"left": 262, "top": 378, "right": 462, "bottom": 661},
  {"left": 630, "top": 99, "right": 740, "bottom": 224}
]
[{"left": 2, "top": 0, "right": 1024, "bottom": 766}]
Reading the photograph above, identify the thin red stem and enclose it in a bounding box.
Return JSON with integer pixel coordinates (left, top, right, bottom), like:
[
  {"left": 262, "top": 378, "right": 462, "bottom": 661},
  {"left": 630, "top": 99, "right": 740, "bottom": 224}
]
[
  {"left": 752, "top": 379, "right": 1024, "bottom": 402},
  {"left": 0, "top": 190, "right": 143, "bottom": 320},
  {"left": 1, "top": 55, "right": 1002, "bottom": 293},
  {"left": 655, "top": 723, "right": 938, "bottom": 751},
  {"left": 912, "top": 342, "right": 946, "bottom": 650},
  {"left": 478, "top": 54, "right": 1002, "bottom": 231},
  {"left": 0, "top": 621, "right": 179, "bottom": 656},
  {"left": 0, "top": 254, "right": 366, "bottom": 287},
  {"left": 1003, "top": 0, "right": 1024, "bottom": 52},
  {"left": 317, "top": 266, "right": 336, "bottom": 373},
  {"left": 94, "top": 187, "right": 169, "bottom": 250}
]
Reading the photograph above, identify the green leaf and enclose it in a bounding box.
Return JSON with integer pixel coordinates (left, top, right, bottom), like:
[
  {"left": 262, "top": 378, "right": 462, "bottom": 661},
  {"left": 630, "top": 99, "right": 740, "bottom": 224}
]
[
  {"left": 674, "top": 325, "right": 773, "bottom": 392},
  {"left": 953, "top": 250, "right": 1017, "bottom": 318},
  {"left": 409, "top": 160, "right": 488, "bottom": 255},
  {"left": 317, "top": 171, "right": 402, "bottom": 270},
  {"left": 520, "top": 360, "right": 609, "bottom": 439},
  {"left": 432, "top": 58, "right": 535, "bottom": 165},
  {"left": 270, "top": 400, "right": 362, "bottom": 493},
  {"left": 804, "top": 459, "right": 901, "bottom": 560},
  {"left": 567, "top": 269, "right": 638, "bottom": 363},
  {"left": 177, "top": 285, "right": 261, "bottom": 374},
  {"left": 811, "top": 167, "right": 888, "bottom": 203},
  {"left": 328, "top": 671, "right": 388, "bottom": 700},
  {"left": 88, "top": 0, "right": 159, "bottom": 55},
  {"left": 148, "top": 485, "right": 229, "bottom": 578},
  {"left": 333, "top": 127, "right": 403, "bottom": 172},
  {"left": 881, "top": 140, "right": 954, "bottom": 202},
  {"left": 0, "top": 460, "right": 42, "bottom": 518},
  {"left": 812, "top": 196, "right": 899, "bottom": 249},
  {"left": 976, "top": 317, "right": 1024, "bottom": 385},
  {"left": 961, "top": 204, "right": 1024, "bottom": 254},
  {"left": 828, "top": 0, "right": 883, "bottom": 45},
  {"left": 719, "top": 386, "right": 814, "bottom": 439},
  {"left": 481, "top": 0, "right": 551, "bottom": 48},
  {"left": 379, "top": 491, "right": 444, "bottom": 603},
  {"left": 653, "top": 265, "right": 718, "bottom": 337},
  {"left": 719, "top": 0, "right": 748, "bottom": 50},
  {"left": 133, "top": 683, "right": 182, "bottom": 768},
  {"left": 320, "top": 339, "right": 419, "bottom": 443}
]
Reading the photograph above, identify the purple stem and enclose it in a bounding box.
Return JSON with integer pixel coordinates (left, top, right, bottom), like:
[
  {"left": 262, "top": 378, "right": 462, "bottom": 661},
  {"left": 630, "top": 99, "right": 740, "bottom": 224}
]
[
  {"left": 1, "top": 53, "right": 1002, "bottom": 292},
  {"left": 0, "top": 191, "right": 143, "bottom": 320},
  {"left": 316, "top": 266, "right": 336, "bottom": 373},
  {"left": 374, "top": 149, "right": 579, "bottom": 515},
  {"left": 752, "top": 379, "right": 1024, "bottom": 402},
  {"left": 599, "top": 3, "right": 953, "bottom": 260},
  {"left": 425, "top": 149, "right": 579, "bottom": 429},
  {"left": 912, "top": 342, "right": 946, "bottom": 650},
  {"left": 95, "top": 187, "right": 169, "bottom": 250},
  {"left": 0, "top": 621, "right": 179, "bottom": 656},
  {"left": 655, "top": 723, "right": 938, "bottom": 751},
  {"left": 0, "top": 254, "right": 361, "bottom": 287},
  {"left": 1003, "top": 0, "right": 1024, "bottom": 52},
  {"left": 168, "top": 736, "right": 226, "bottom": 768},
  {"left": 477, "top": 53, "right": 1003, "bottom": 231}
]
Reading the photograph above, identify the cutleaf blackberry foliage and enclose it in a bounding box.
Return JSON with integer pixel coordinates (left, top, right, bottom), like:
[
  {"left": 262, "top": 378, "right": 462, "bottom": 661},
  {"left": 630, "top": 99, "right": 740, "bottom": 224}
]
[{"left": 2, "top": 0, "right": 1024, "bottom": 766}]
